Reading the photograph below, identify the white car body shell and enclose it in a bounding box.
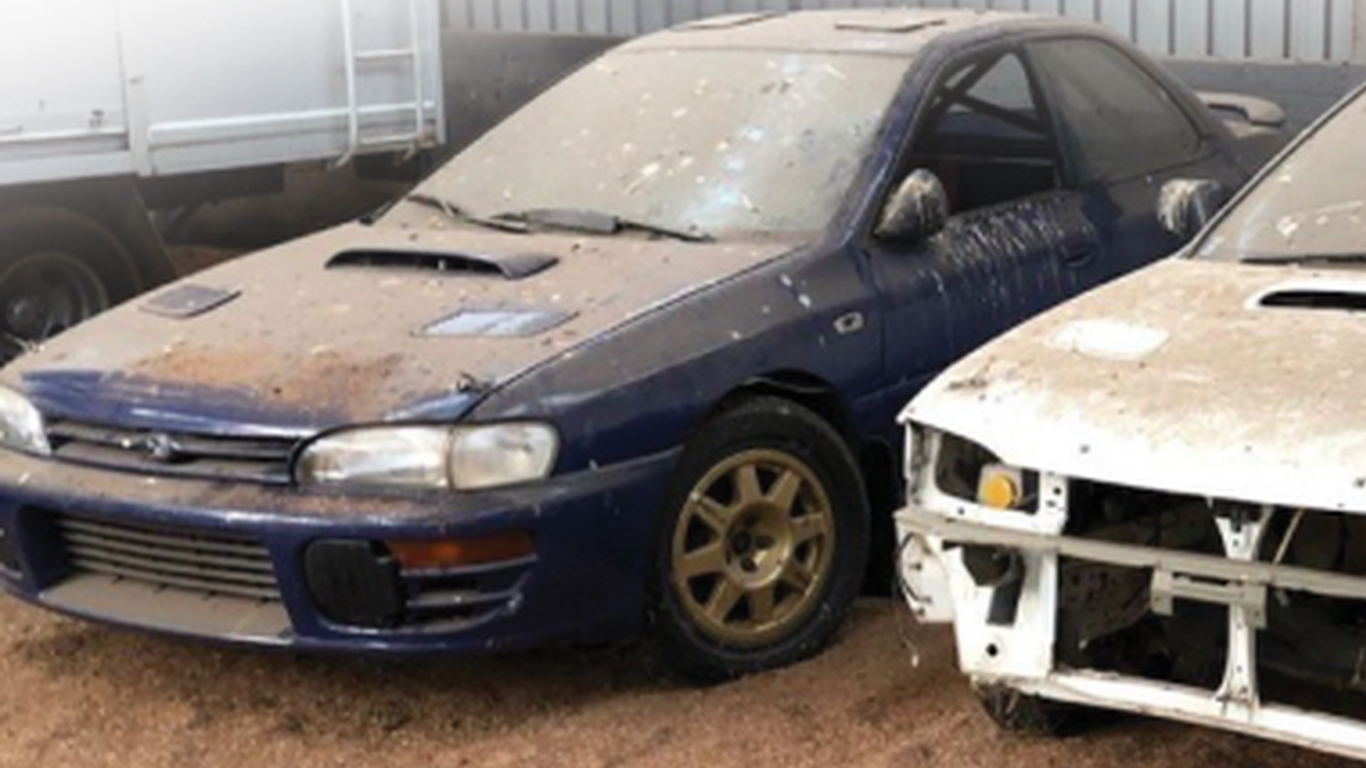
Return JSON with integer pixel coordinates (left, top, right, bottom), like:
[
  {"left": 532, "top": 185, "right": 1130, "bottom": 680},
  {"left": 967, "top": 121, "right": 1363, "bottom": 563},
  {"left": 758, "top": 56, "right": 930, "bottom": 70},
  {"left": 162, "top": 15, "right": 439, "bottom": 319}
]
[{"left": 897, "top": 254, "right": 1366, "bottom": 760}]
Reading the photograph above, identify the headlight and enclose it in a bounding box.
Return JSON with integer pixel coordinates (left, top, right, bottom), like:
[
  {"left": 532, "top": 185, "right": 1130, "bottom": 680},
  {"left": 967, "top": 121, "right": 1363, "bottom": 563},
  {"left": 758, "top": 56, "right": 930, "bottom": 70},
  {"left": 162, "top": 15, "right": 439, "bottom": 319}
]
[
  {"left": 447, "top": 423, "right": 559, "bottom": 491},
  {"left": 0, "top": 386, "right": 49, "bottom": 456},
  {"left": 295, "top": 427, "right": 452, "bottom": 490},
  {"left": 295, "top": 422, "right": 558, "bottom": 492}
]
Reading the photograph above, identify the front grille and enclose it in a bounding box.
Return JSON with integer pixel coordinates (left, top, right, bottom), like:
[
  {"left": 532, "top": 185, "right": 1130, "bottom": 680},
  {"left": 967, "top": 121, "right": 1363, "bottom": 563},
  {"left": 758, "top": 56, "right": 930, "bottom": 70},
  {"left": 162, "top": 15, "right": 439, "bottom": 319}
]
[
  {"left": 46, "top": 418, "right": 302, "bottom": 485},
  {"left": 56, "top": 514, "right": 281, "bottom": 602}
]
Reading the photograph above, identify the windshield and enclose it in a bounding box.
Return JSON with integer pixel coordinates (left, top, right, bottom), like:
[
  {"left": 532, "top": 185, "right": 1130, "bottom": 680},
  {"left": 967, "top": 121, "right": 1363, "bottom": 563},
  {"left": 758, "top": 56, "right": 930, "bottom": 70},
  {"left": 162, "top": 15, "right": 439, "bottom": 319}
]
[
  {"left": 396, "top": 48, "right": 913, "bottom": 239},
  {"left": 1201, "top": 92, "right": 1366, "bottom": 263}
]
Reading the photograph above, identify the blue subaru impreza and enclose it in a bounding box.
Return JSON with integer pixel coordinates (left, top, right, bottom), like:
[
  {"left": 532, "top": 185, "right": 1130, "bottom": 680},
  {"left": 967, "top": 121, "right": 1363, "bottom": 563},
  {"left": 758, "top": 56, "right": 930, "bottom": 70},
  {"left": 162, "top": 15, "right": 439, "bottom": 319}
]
[{"left": 0, "top": 9, "right": 1252, "bottom": 680}]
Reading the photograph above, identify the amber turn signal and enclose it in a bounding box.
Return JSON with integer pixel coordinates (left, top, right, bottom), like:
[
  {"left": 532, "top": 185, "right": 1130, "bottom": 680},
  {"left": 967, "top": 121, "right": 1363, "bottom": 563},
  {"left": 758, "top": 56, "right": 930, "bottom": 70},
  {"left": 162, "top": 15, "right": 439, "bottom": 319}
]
[
  {"left": 386, "top": 531, "right": 534, "bottom": 570},
  {"left": 977, "top": 465, "right": 1024, "bottom": 511}
]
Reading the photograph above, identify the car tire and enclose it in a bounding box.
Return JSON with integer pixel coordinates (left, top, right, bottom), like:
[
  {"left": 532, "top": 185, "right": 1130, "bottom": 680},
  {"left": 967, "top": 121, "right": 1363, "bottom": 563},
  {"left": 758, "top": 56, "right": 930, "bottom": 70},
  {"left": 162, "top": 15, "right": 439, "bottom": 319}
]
[
  {"left": 653, "top": 396, "right": 870, "bottom": 683},
  {"left": 973, "top": 683, "right": 1070, "bottom": 737}
]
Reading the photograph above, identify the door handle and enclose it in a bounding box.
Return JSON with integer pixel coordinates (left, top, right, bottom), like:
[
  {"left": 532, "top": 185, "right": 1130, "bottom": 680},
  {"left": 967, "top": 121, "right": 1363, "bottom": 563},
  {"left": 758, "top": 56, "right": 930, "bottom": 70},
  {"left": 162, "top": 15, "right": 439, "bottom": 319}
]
[{"left": 1060, "top": 239, "right": 1098, "bottom": 268}]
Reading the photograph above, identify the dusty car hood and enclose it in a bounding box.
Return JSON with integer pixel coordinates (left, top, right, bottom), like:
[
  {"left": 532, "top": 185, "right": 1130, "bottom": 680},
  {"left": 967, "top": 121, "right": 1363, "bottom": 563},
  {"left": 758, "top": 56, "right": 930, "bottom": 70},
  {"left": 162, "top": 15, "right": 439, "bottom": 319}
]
[
  {"left": 904, "top": 257, "right": 1366, "bottom": 513},
  {"left": 6, "top": 223, "right": 792, "bottom": 432}
]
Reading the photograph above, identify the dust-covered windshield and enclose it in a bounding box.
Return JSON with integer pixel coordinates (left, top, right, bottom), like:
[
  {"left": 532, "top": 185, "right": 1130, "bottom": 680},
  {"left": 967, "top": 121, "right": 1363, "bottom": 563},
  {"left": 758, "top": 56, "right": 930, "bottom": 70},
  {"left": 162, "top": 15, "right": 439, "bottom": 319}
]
[
  {"left": 1201, "top": 92, "right": 1366, "bottom": 263},
  {"left": 399, "top": 47, "right": 913, "bottom": 240}
]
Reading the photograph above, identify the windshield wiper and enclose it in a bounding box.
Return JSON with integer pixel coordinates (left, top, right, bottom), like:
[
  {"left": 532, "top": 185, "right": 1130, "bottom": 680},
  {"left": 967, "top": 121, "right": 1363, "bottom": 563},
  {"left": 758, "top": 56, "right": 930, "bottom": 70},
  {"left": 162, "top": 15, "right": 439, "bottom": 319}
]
[
  {"left": 1243, "top": 253, "right": 1366, "bottom": 266},
  {"left": 491, "top": 207, "right": 713, "bottom": 243},
  {"left": 404, "top": 193, "right": 530, "bottom": 235}
]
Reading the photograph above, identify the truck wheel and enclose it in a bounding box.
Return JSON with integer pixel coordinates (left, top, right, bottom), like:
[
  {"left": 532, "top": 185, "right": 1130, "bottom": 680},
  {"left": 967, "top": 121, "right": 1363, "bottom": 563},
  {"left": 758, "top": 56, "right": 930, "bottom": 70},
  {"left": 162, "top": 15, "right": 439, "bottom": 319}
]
[
  {"left": 973, "top": 683, "right": 1070, "bottom": 737},
  {"left": 0, "top": 208, "right": 139, "bottom": 360},
  {"left": 653, "top": 396, "right": 870, "bottom": 682}
]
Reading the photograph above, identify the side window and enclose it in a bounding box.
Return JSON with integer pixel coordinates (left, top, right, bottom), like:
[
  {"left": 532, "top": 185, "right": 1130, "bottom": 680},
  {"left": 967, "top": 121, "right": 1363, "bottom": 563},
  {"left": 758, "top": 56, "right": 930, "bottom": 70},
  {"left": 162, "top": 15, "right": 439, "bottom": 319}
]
[
  {"left": 909, "top": 50, "right": 1060, "bottom": 215},
  {"left": 1028, "top": 39, "right": 1204, "bottom": 185}
]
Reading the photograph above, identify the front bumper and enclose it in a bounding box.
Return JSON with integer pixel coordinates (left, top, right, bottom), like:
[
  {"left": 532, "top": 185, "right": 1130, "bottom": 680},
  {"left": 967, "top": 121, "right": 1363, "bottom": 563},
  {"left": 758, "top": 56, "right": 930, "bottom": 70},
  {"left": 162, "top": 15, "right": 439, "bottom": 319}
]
[
  {"left": 893, "top": 420, "right": 1366, "bottom": 760},
  {"left": 897, "top": 504, "right": 1366, "bottom": 761},
  {"left": 0, "top": 446, "right": 678, "bottom": 654}
]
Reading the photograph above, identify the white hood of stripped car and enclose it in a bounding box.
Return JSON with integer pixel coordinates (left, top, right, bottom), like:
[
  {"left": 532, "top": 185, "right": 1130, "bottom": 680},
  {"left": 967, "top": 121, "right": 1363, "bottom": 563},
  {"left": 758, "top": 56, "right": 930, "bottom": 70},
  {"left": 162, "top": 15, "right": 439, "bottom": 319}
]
[{"left": 902, "top": 257, "right": 1366, "bottom": 514}]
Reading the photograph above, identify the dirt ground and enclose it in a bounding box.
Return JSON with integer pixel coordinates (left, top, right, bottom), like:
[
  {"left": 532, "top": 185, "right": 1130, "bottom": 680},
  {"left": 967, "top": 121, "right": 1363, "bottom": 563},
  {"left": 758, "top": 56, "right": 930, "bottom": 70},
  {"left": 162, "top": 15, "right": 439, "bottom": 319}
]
[{"left": 0, "top": 597, "right": 1355, "bottom": 768}]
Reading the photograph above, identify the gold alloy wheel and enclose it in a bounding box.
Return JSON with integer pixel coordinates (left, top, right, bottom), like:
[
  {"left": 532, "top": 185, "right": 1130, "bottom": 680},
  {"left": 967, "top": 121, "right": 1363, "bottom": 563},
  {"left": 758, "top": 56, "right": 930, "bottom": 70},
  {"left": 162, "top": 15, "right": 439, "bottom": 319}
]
[{"left": 670, "top": 448, "right": 836, "bottom": 648}]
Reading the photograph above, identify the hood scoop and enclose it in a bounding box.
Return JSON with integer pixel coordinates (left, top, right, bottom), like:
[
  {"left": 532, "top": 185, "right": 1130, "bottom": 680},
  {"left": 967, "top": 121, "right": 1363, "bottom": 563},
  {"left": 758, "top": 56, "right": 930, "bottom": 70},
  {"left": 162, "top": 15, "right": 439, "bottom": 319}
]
[
  {"left": 676, "top": 12, "right": 783, "bottom": 31},
  {"left": 1257, "top": 287, "right": 1366, "bottom": 312},
  {"left": 834, "top": 17, "right": 947, "bottom": 34},
  {"left": 327, "top": 248, "right": 557, "bottom": 280}
]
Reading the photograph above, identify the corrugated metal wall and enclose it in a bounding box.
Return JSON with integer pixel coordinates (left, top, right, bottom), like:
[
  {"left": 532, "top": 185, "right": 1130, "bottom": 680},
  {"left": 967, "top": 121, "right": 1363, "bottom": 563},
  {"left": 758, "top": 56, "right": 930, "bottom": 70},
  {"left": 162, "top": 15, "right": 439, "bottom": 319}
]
[{"left": 446, "top": 0, "right": 1366, "bottom": 63}]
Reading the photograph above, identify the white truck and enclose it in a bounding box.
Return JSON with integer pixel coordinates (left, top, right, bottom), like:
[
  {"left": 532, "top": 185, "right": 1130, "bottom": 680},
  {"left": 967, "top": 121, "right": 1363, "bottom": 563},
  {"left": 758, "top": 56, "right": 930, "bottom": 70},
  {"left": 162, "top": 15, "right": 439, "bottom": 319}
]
[{"left": 0, "top": 0, "right": 444, "bottom": 358}]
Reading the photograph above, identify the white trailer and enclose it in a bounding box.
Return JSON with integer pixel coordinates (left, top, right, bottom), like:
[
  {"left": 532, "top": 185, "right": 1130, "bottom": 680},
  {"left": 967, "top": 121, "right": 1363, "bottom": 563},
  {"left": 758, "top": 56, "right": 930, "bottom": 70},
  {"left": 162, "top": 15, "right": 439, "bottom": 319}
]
[{"left": 0, "top": 0, "right": 444, "bottom": 356}]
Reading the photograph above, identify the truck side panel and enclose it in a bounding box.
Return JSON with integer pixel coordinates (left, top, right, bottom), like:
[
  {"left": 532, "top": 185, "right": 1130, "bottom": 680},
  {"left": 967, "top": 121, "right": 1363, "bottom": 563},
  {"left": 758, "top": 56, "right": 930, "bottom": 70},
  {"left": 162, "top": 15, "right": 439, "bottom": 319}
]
[
  {"left": 0, "top": 0, "right": 444, "bottom": 185},
  {"left": 121, "top": 0, "right": 445, "bottom": 176},
  {"left": 0, "top": 0, "right": 132, "bottom": 184}
]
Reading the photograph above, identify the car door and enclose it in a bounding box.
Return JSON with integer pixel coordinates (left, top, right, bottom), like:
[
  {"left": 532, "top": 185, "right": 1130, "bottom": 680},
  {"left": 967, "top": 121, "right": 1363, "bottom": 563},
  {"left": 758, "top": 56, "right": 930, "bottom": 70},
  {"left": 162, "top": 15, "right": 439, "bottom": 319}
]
[
  {"left": 1026, "top": 38, "right": 1246, "bottom": 279},
  {"left": 867, "top": 45, "right": 1099, "bottom": 421}
]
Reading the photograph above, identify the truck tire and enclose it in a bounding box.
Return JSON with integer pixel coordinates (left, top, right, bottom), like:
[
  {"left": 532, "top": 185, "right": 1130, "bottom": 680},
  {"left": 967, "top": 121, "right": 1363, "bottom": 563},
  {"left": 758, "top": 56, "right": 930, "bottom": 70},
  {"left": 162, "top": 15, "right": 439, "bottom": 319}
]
[{"left": 0, "top": 207, "right": 141, "bottom": 361}]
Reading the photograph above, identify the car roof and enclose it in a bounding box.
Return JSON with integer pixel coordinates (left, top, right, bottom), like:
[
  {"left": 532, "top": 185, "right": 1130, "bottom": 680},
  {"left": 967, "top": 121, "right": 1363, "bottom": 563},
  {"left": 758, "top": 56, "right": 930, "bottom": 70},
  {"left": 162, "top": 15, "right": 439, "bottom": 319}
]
[{"left": 620, "top": 8, "right": 1105, "bottom": 57}]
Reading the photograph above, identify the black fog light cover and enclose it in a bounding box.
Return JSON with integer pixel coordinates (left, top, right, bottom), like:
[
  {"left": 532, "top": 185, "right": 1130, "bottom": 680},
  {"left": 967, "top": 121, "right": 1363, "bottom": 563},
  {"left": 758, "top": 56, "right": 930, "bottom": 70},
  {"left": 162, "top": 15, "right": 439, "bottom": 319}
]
[
  {"left": 0, "top": 524, "right": 20, "bottom": 576},
  {"left": 303, "top": 540, "right": 405, "bottom": 628}
]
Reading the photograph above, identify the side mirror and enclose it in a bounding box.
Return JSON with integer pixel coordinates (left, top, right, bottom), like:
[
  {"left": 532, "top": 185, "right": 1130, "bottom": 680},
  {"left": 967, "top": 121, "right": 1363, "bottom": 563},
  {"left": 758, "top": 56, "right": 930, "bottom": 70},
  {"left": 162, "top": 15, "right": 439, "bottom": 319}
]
[
  {"left": 875, "top": 169, "right": 949, "bottom": 243},
  {"left": 1158, "top": 179, "right": 1227, "bottom": 240}
]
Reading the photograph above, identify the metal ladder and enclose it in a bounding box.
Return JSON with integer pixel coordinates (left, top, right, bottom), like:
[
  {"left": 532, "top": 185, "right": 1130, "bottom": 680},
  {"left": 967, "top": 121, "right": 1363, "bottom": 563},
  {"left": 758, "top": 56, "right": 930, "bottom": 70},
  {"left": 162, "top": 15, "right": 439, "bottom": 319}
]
[{"left": 336, "top": 0, "right": 430, "bottom": 166}]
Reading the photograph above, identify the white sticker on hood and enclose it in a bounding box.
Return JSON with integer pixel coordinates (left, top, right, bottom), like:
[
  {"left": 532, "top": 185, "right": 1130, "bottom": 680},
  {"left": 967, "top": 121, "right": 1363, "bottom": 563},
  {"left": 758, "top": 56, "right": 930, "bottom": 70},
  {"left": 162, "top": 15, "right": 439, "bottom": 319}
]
[{"left": 1050, "top": 319, "right": 1169, "bottom": 362}]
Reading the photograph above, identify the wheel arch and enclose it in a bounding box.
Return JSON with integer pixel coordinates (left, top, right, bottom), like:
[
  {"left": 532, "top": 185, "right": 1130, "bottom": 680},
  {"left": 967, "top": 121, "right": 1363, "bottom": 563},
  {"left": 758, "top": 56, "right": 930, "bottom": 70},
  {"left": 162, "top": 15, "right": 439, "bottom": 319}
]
[
  {"left": 698, "top": 371, "right": 901, "bottom": 592},
  {"left": 710, "top": 370, "right": 856, "bottom": 442}
]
